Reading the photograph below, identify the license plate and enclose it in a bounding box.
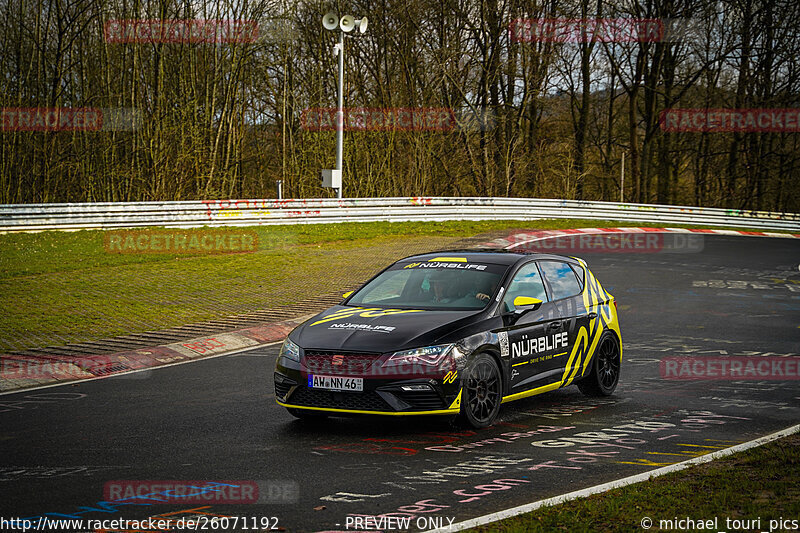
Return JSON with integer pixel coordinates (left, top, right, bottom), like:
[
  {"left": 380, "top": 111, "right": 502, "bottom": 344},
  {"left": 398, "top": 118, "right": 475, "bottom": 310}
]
[{"left": 308, "top": 374, "right": 364, "bottom": 392}]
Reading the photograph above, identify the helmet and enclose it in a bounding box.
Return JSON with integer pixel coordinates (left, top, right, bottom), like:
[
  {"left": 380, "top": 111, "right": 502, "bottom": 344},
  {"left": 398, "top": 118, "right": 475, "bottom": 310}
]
[{"left": 428, "top": 270, "right": 450, "bottom": 284}]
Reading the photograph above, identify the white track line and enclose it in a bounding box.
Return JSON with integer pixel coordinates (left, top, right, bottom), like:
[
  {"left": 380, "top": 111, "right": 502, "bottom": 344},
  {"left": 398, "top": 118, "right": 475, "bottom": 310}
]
[
  {"left": 426, "top": 423, "right": 800, "bottom": 533},
  {"left": 0, "top": 341, "right": 282, "bottom": 397}
]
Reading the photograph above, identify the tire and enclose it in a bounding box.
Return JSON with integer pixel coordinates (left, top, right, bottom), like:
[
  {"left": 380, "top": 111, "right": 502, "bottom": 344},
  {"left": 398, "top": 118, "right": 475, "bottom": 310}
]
[
  {"left": 578, "top": 334, "right": 621, "bottom": 396},
  {"left": 458, "top": 353, "right": 502, "bottom": 428},
  {"left": 287, "top": 407, "right": 328, "bottom": 420}
]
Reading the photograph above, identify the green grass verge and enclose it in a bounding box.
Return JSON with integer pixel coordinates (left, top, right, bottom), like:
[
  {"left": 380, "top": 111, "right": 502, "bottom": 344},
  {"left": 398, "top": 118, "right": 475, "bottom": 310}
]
[
  {"left": 464, "top": 432, "right": 800, "bottom": 532},
  {"left": 0, "top": 218, "right": 793, "bottom": 352}
]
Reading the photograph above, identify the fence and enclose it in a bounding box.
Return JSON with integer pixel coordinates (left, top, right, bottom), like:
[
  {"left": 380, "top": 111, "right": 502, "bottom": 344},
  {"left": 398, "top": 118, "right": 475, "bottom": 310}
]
[{"left": 1, "top": 197, "right": 798, "bottom": 232}]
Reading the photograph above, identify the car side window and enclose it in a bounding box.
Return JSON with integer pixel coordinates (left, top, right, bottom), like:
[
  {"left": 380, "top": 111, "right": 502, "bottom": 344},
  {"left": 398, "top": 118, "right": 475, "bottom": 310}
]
[
  {"left": 540, "top": 261, "right": 582, "bottom": 300},
  {"left": 502, "top": 262, "right": 548, "bottom": 312},
  {"left": 570, "top": 263, "right": 585, "bottom": 289}
]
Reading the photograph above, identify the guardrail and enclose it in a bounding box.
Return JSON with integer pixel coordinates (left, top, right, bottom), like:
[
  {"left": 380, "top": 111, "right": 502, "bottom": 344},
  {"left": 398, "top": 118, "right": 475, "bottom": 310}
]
[{"left": 1, "top": 197, "right": 798, "bottom": 232}]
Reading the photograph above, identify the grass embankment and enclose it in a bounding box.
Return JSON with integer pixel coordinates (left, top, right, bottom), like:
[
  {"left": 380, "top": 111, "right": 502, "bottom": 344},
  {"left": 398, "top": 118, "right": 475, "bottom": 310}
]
[
  {"left": 464, "top": 432, "right": 800, "bottom": 532},
  {"left": 0, "top": 219, "right": 790, "bottom": 352}
]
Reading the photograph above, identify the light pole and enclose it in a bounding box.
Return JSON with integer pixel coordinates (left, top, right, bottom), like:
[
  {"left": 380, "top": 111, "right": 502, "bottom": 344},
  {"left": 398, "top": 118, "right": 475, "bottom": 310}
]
[
  {"left": 335, "top": 30, "right": 344, "bottom": 181},
  {"left": 320, "top": 12, "right": 368, "bottom": 199}
]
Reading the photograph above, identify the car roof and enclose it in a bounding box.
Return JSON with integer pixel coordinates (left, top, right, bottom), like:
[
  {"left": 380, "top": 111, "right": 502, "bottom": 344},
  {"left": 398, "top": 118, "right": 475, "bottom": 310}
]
[{"left": 399, "top": 248, "right": 584, "bottom": 267}]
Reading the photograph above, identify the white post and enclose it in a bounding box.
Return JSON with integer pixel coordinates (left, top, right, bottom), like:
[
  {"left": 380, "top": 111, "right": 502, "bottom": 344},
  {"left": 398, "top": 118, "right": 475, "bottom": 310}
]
[{"left": 620, "top": 151, "right": 625, "bottom": 203}]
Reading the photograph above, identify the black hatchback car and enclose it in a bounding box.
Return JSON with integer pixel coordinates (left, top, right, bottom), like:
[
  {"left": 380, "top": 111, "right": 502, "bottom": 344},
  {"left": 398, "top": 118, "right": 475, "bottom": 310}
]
[{"left": 273, "top": 250, "right": 621, "bottom": 427}]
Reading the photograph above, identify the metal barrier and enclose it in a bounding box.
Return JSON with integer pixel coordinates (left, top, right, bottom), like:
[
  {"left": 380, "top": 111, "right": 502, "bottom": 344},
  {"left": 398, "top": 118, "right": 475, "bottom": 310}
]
[{"left": 1, "top": 197, "right": 798, "bottom": 232}]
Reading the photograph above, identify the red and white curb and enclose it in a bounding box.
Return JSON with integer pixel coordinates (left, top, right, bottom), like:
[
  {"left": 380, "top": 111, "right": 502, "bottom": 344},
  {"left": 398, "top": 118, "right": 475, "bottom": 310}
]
[
  {"left": 425, "top": 423, "right": 800, "bottom": 533},
  {"left": 0, "top": 316, "right": 311, "bottom": 395}
]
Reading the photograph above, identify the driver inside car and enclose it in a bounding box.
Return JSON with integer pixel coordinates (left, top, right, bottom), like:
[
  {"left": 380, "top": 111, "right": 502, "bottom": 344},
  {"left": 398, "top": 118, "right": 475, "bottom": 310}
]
[{"left": 427, "top": 271, "right": 494, "bottom": 306}]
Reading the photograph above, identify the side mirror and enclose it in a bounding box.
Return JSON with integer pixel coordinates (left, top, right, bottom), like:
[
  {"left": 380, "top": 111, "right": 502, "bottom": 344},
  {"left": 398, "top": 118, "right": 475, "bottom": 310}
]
[
  {"left": 342, "top": 291, "right": 354, "bottom": 299},
  {"left": 513, "top": 296, "right": 543, "bottom": 313}
]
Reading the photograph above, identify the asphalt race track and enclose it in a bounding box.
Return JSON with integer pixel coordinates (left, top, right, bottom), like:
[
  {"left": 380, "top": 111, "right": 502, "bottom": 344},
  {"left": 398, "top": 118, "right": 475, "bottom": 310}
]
[{"left": 1, "top": 234, "right": 799, "bottom": 532}]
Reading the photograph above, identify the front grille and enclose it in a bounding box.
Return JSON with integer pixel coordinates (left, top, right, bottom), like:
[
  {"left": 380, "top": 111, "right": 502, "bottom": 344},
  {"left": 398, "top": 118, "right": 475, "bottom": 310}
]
[
  {"left": 303, "top": 351, "right": 381, "bottom": 376},
  {"left": 287, "top": 387, "right": 392, "bottom": 412},
  {"left": 274, "top": 373, "right": 296, "bottom": 400},
  {"left": 274, "top": 381, "right": 292, "bottom": 400},
  {"left": 394, "top": 390, "right": 446, "bottom": 410}
]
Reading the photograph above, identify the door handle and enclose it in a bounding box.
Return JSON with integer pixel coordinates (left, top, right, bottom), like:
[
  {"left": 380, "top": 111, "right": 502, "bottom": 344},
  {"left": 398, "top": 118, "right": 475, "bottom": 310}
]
[
  {"left": 587, "top": 312, "right": 598, "bottom": 319},
  {"left": 549, "top": 321, "right": 562, "bottom": 330}
]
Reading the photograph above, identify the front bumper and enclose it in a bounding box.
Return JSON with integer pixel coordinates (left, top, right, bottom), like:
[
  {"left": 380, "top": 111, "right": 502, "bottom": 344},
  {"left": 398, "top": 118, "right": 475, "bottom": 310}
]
[{"left": 274, "top": 351, "right": 463, "bottom": 415}]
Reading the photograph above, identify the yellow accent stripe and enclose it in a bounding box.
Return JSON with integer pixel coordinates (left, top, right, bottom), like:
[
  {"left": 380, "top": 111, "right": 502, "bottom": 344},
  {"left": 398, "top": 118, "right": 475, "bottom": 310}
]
[
  {"left": 553, "top": 351, "right": 567, "bottom": 358},
  {"left": 309, "top": 307, "right": 378, "bottom": 326},
  {"left": 430, "top": 257, "right": 467, "bottom": 262},
  {"left": 277, "top": 401, "right": 459, "bottom": 416},
  {"left": 580, "top": 324, "right": 604, "bottom": 377},
  {"left": 512, "top": 361, "right": 528, "bottom": 367},
  {"left": 502, "top": 381, "right": 563, "bottom": 403},
  {"left": 447, "top": 389, "right": 463, "bottom": 410},
  {"left": 562, "top": 327, "right": 588, "bottom": 383},
  {"left": 283, "top": 378, "right": 572, "bottom": 412}
]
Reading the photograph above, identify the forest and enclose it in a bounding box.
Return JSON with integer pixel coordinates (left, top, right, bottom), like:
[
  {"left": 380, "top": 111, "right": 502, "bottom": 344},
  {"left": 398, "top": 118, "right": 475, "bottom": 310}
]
[{"left": 1, "top": 0, "right": 798, "bottom": 211}]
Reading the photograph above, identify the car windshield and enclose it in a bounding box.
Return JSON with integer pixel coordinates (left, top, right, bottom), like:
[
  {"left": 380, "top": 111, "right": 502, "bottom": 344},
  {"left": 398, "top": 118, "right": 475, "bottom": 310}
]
[{"left": 347, "top": 259, "right": 506, "bottom": 310}]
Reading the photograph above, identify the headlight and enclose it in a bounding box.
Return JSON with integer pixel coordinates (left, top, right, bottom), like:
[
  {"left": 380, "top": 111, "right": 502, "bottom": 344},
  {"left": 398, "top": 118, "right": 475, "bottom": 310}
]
[
  {"left": 279, "top": 338, "right": 301, "bottom": 362},
  {"left": 382, "top": 344, "right": 454, "bottom": 368}
]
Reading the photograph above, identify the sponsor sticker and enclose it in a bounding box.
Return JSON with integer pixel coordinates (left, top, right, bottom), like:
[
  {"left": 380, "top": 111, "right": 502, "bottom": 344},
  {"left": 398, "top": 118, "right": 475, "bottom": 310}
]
[
  {"left": 498, "top": 331, "right": 510, "bottom": 357},
  {"left": 511, "top": 332, "right": 569, "bottom": 359},
  {"left": 402, "top": 261, "right": 488, "bottom": 270},
  {"left": 328, "top": 323, "right": 396, "bottom": 333}
]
